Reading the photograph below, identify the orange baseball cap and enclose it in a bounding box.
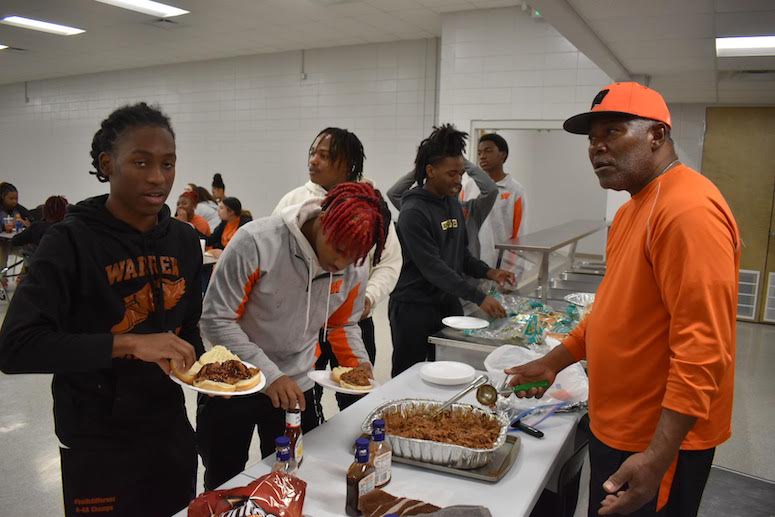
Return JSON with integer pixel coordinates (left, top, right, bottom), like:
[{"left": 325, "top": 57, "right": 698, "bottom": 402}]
[{"left": 563, "top": 82, "right": 671, "bottom": 135}]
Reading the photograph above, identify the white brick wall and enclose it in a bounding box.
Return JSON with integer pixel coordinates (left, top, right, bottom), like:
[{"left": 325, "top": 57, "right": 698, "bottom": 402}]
[
  {"left": 0, "top": 39, "right": 437, "bottom": 217},
  {"left": 438, "top": 7, "right": 611, "bottom": 133}
]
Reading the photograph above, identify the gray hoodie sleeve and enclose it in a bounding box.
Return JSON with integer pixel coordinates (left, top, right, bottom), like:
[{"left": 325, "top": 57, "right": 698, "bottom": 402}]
[
  {"left": 462, "top": 159, "right": 498, "bottom": 229},
  {"left": 200, "top": 229, "right": 284, "bottom": 386},
  {"left": 387, "top": 169, "right": 417, "bottom": 210}
]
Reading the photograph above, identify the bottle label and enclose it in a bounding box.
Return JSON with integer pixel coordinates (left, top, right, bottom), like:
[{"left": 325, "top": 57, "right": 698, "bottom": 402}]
[
  {"left": 358, "top": 472, "right": 376, "bottom": 497},
  {"left": 294, "top": 435, "right": 303, "bottom": 463},
  {"left": 374, "top": 451, "right": 392, "bottom": 485},
  {"left": 286, "top": 411, "right": 301, "bottom": 427}
]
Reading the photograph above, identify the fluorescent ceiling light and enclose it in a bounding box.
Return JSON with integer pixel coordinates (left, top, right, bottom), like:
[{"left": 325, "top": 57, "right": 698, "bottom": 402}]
[
  {"left": 95, "top": 0, "right": 189, "bottom": 18},
  {"left": 1, "top": 16, "right": 85, "bottom": 36},
  {"left": 716, "top": 36, "right": 775, "bottom": 57},
  {"left": 0, "top": 44, "right": 7, "bottom": 50}
]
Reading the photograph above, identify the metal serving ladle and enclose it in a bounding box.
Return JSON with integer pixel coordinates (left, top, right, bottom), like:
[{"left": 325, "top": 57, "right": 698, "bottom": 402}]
[
  {"left": 430, "top": 374, "right": 490, "bottom": 418},
  {"left": 475, "top": 379, "right": 551, "bottom": 407}
]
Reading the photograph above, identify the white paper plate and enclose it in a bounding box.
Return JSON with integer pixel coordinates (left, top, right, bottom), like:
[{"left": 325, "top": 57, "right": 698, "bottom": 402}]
[
  {"left": 419, "top": 361, "right": 476, "bottom": 385},
  {"left": 170, "top": 361, "right": 265, "bottom": 397},
  {"left": 308, "top": 369, "right": 378, "bottom": 395},
  {"left": 564, "top": 292, "right": 596, "bottom": 307},
  {"left": 442, "top": 316, "right": 489, "bottom": 330}
]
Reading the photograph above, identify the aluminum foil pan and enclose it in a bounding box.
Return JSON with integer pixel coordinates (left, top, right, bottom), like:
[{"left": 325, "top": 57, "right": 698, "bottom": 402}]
[
  {"left": 564, "top": 292, "right": 595, "bottom": 307},
  {"left": 361, "top": 399, "right": 509, "bottom": 470}
]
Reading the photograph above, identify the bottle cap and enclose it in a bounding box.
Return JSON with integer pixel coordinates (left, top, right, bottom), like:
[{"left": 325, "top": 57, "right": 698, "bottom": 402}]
[
  {"left": 275, "top": 436, "right": 291, "bottom": 447},
  {"left": 372, "top": 419, "right": 385, "bottom": 429},
  {"left": 355, "top": 437, "right": 370, "bottom": 449}
]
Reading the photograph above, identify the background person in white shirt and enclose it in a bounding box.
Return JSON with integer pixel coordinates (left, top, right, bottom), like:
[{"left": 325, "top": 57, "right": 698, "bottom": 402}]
[{"left": 460, "top": 133, "right": 527, "bottom": 278}]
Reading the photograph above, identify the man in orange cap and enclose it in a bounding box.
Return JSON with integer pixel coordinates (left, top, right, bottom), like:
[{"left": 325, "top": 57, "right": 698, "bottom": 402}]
[{"left": 505, "top": 82, "right": 739, "bottom": 517}]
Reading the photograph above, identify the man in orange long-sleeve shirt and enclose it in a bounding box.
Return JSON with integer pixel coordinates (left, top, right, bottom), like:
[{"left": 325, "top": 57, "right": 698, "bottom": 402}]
[{"left": 506, "top": 82, "right": 739, "bottom": 517}]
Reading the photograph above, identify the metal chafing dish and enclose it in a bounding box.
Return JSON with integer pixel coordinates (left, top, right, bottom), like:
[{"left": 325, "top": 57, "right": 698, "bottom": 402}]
[{"left": 361, "top": 399, "right": 509, "bottom": 470}]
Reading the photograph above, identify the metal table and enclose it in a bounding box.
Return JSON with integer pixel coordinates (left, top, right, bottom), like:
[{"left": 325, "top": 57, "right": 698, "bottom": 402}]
[{"left": 496, "top": 220, "right": 608, "bottom": 303}]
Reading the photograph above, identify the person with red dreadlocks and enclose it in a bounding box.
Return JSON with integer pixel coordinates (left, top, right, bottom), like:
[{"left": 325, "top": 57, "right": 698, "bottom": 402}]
[
  {"left": 197, "top": 181, "right": 390, "bottom": 490},
  {"left": 273, "top": 127, "right": 402, "bottom": 414}
]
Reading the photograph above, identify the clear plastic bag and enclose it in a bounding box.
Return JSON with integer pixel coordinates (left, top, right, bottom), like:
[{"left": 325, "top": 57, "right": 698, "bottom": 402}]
[{"left": 483, "top": 345, "right": 588, "bottom": 410}]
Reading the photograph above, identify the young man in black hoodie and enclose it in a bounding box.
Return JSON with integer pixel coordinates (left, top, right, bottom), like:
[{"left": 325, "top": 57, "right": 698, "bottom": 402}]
[
  {"left": 0, "top": 103, "right": 202, "bottom": 517},
  {"left": 388, "top": 124, "right": 515, "bottom": 376}
]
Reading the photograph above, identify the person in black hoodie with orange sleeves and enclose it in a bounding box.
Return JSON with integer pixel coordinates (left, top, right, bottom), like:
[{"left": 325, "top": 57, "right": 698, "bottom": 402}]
[{"left": 0, "top": 103, "right": 202, "bottom": 517}]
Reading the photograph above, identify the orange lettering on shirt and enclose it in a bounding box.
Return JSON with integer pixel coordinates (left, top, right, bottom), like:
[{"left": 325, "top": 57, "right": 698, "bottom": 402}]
[
  {"left": 159, "top": 256, "right": 172, "bottom": 275},
  {"left": 105, "top": 261, "right": 126, "bottom": 285},
  {"left": 123, "top": 259, "right": 137, "bottom": 281}
]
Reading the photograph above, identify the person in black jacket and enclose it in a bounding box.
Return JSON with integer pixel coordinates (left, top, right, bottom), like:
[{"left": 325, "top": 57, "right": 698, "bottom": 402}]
[
  {"left": 0, "top": 103, "right": 202, "bottom": 517},
  {"left": 0, "top": 182, "right": 32, "bottom": 224},
  {"left": 388, "top": 124, "right": 515, "bottom": 376},
  {"left": 10, "top": 195, "right": 68, "bottom": 248}
]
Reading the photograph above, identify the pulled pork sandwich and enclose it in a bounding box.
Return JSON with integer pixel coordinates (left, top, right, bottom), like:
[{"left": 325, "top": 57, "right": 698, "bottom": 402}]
[{"left": 172, "top": 345, "right": 261, "bottom": 393}]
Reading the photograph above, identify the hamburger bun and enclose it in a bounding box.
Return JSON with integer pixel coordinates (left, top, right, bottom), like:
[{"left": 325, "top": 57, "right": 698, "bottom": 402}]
[
  {"left": 171, "top": 360, "right": 202, "bottom": 385},
  {"left": 234, "top": 371, "right": 263, "bottom": 391},
  {"left": 331, "top": 366, "right": 353, "bottom": 383},
  {"left": 339, "top": 378, "right": 373, "bottom": 391},
  {"left": 193, "top": 378, "right": 237, "bottom": 392}
]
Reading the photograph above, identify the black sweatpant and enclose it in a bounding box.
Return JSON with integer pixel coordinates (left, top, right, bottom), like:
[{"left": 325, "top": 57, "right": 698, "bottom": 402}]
[
  {"left": 196, "top": 389, "right": 322, "bottom": 490},
  {"left": 388, "top": 298, "right": 462, "bottom": 377},
  {"left": 60, "top": 424, "right": 197, "bottom": 517},
  {"left": 313, "top": 317, "right": 377, "bottom": 414},
  {"left": 588, "top": 431, "right": 715, "bottom": 517}
]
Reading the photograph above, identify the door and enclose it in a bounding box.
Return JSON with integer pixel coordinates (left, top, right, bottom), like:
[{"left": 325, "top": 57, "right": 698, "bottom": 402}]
[{"left": 702, "top": 107, "right": 775, "bottom": 323}]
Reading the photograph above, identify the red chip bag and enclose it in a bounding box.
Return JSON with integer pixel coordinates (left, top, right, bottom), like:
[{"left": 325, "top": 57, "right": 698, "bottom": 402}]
[{"left": 188, "top": 472, "right": 306, "bottom": 517}]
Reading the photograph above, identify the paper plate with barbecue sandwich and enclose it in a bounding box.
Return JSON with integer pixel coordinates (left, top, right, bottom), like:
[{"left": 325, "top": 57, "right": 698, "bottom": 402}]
[
  {"left": 308, "top": 365, "right": 379, "bottom": 395},
  {"left": 170, "top": 345, "right": 265, "bottom": 396}
]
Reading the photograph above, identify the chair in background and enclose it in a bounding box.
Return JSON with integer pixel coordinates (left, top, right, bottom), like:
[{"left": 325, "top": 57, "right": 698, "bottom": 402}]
[
  {"left": 530, "top": 413, "right": 590, "bottom": 517},
  {"left": 0, "top": 257, "right": 25, "bottom": 301}
]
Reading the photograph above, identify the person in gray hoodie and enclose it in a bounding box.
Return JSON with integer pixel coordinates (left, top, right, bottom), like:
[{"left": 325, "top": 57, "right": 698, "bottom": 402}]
[{"left": 197, "top": 182, "right": 389, "bottom": 490}]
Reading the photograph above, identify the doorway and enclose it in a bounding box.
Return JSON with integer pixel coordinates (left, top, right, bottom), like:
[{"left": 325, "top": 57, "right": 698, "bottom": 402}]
[{"left": 702, "top": 107, "right": 775, "bottom": 323}]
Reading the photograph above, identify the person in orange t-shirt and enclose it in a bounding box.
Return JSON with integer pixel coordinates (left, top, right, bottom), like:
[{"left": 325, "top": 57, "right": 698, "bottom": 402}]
[
  {"left": 204, "top": 196, "right": 252, "bottom": 257},
  {"left": 505, "top": 83, "right": 739, "bottom": 517}
]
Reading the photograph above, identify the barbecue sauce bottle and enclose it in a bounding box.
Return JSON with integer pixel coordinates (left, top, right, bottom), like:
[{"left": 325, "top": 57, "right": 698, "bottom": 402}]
[
  {"left": 346, "top": 438, "right": 376, "bottom": 516},
  {"left": 369, "top": 419, "right": 392, "bottom": 488},
  {"left": 285, "top": 403, "right": 303, "bottom": 465}
]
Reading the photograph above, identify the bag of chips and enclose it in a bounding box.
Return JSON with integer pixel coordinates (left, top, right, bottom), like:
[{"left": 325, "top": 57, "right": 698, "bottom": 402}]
[{"left": 188, "top": 471, "right": 306, "bottom": 517}]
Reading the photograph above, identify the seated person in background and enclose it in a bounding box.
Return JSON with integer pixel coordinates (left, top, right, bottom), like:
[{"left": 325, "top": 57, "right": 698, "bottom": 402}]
[
  {"left": 461, "top": 133, "right": 527, "bottom": 278},
  {"left": 204, "top": 196, "right": 251, "bottom": 258},
  {"left": 11, "top": 195, "right": 68, "bottom": 248},
  {"left": 0, "top": 182, "right": 33, "bottom": 227},
  {"left": 194, "top": 186, "right": 221, "bottom": 232},
  {"left": 273, "top": 127, "right": 402, "bottom": 413},
  {"left": 197, "top": 182, "right": 387, "bottom": 490},
  {"left": 388, "top": 124, "right": 514, "bottom": 377},
  {"left": 175, "top": 191, "right": 211, "bottom": 237},
  {"left": 211, "top": 173, "right": 225, "bottom": 202},
  {"left": 387, "top": 145, "right": 497, "bottom": 260}
]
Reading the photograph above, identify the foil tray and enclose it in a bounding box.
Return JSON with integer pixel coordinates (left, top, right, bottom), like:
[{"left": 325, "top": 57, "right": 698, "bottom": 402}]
[{"left": 361, "top": 399, "right": 509, "bottom": 470}]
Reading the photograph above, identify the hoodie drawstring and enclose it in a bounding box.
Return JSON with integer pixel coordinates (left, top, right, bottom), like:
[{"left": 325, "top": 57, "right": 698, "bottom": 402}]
[
  {"left": 304, "top": 259, "right": 313, "bottom": 332},
  {"left": 322, "top": 273, "right": 333, "bottom": 341}
]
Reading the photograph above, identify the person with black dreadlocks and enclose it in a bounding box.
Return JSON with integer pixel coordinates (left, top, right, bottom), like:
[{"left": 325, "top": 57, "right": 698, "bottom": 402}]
[
  {"left": 198, "top": 181, "right": 389, "bottom": 490},
  {"left": 389, "top": 124, "right": 515, "bottom": 376},
  {"left": 0, "top": 103, "right": 202, "bottom": 516},
  {"left": 273, "top": 127, "right": 402, "bottom": 413}
]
